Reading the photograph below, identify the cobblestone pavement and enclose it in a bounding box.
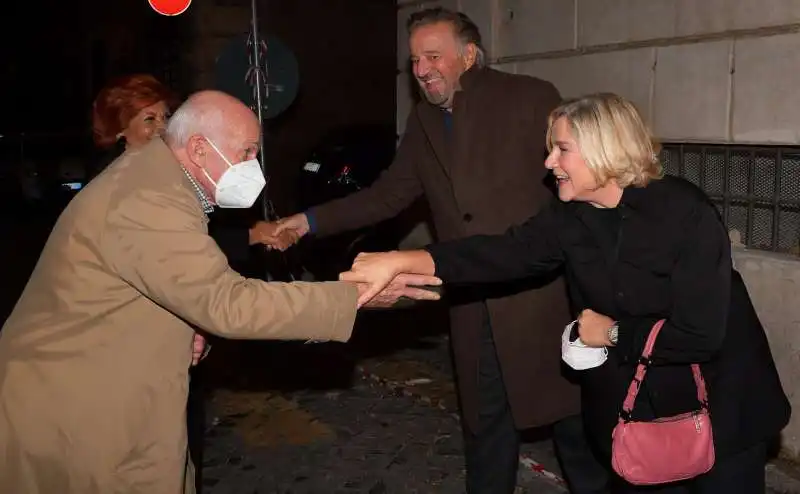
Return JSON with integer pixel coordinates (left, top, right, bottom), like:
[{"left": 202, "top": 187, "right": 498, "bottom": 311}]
[
  {"left": 200, "top": 377, "right": 566, "bottom": 494},
  {"left": 199, "top": 308, "right": 566, "bottom": 493},
  {"left": 197, "top": 307, "right": 797, "bottom": 494}
]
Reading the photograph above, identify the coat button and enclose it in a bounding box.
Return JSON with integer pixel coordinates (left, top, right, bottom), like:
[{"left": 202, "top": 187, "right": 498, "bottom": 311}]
[
  {"left": 463, "top": 213, "right": 473, "bottom": 222},
  {"left": 616, "top": 291, "right": 624, "bottom": 299}
]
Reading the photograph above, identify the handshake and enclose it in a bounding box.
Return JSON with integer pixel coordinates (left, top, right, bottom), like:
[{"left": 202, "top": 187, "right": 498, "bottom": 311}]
[
  {"left": 341, "top": 251, "right": 442, "bottom": 309},
  {"left": 248, "top": 214, "right": 443, "bottom": 309},
  {"left": 247, "top": 213, "right": 311, "bottom": 251}
]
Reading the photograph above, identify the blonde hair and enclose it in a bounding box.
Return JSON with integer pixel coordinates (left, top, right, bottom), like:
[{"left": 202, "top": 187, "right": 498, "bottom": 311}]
[{"left": 546, "top": 93, "right": 663, "bottom": 188}]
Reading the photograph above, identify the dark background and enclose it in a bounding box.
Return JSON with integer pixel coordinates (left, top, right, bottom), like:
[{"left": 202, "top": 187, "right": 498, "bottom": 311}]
[
  {"left": 0, "top": 0, "right": 404, "bottom": 319},
  {"left": 0, "top": 0, "right": 398, "bottom": 215}
]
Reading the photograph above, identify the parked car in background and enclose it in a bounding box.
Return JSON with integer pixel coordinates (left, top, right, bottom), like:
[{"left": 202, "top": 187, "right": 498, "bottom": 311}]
[{"left": 294, "top": 123, "right": 424, "bottom": 281}]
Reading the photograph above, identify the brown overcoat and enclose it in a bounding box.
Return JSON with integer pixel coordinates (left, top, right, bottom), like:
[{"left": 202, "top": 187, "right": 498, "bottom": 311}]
[
  {"left": 310, "top": 67, "right": 580, "bottom": 431},
  {"left": 0, "top": 139, "right": 359, "bottom": 494}
]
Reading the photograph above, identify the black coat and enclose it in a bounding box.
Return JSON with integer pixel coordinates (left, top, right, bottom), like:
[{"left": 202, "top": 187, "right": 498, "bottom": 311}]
[
  {"left": 427, "top": 175, "right": 790, "bottom": 459},
  {"left": 309, "top": 67, "right": 579, "bottom": 430}
]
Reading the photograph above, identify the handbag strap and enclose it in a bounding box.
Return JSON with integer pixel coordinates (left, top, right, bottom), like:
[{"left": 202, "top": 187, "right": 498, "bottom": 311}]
[{"left": 620, "top": 319, "right": 709, "bottom": 417}]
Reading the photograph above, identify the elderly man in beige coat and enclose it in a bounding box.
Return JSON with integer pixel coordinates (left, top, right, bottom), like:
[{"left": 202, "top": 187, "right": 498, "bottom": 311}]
[{"left": 0, "top": 91, "right": 439, "bottom": 494}]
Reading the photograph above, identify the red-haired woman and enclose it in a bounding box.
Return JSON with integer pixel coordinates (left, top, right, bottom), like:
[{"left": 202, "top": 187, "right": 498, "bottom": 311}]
[
  {"left": 92, "top": 73, "right": 176, "bottom": 149},
  {"left": 89, "top": 74, "right": 177, "bottom": 178},
  {"left": 90, "top": 73, "right": 215, "bottom": 483},
  {"left": 89, "top": 74, "right": 280, "bottom": 251},
  {"left": 89, "top": 75, "right": 288, "bottom": 489}
]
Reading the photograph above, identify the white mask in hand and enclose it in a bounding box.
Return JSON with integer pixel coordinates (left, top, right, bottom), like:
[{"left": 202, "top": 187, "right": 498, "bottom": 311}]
[
  {"left": 203, "top": 138, "right": 266, "bottom": 208},
  {"left": 561, "top": 320, "right": 608, "bottom": 371}
]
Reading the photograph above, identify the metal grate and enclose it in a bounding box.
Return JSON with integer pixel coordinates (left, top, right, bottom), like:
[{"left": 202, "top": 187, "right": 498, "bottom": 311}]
[{"left": 660, "top": 144, "right": 800, "bottom": 255}]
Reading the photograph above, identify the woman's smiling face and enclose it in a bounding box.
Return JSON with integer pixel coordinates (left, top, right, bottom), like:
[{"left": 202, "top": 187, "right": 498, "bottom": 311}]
[{"left": 545, "top": 116, "right": 601, "bottom": 204}]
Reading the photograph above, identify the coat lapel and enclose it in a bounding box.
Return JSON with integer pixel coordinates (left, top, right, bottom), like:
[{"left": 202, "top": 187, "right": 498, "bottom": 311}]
[
  {"left": 414, "top": 67, "right": 488, "bottom": 179},
  {"left": 444, "top": 67, "right": 483, "bottom": 180},
  {"left": 450, "top": 89, "right": 472, "bottom": 179},
  {"left": 417, "top": 103, "right": 454, "bottom": 178}
]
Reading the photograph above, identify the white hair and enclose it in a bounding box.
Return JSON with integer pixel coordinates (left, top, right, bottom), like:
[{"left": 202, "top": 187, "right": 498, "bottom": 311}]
[{"left": 164, "top": 96, "right": 225, "bottom": 146}]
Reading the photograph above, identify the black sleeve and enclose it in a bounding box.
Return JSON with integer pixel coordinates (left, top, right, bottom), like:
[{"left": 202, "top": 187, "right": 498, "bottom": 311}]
[
  {"left": 307, "top": 109, "right": 425, "bottom": 236},
  {"left": 425, "top": 201, "right": 565, "bottom": 285},
  {"left": 208, "top": 224, "right": 251, "bottom": 264},
  {"left": 616, "top": 202, "right": 731, "bottom": 364},
  {"left": 207, "top": 208, "right": 258, "bottom": 264}
]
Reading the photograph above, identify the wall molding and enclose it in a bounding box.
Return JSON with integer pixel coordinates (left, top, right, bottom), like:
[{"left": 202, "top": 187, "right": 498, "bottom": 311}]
[{"left": 492, "top": 22, "right": 800, "bottom": 65}]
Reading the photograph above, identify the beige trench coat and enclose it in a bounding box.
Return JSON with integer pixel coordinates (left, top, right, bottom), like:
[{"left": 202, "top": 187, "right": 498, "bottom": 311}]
[{"left": 0, "top": 139, "right": 359, "bottom": 494}]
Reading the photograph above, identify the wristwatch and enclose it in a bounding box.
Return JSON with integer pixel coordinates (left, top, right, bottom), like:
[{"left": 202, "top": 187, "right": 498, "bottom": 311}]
[{"left": 607, "top": 323, "right": 619, "bottom": 345}]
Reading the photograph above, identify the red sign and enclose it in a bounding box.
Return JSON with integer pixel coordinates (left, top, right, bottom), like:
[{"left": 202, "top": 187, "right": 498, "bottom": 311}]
[{"left": 148, "top": 0, "right": 192, "bottom": 16}]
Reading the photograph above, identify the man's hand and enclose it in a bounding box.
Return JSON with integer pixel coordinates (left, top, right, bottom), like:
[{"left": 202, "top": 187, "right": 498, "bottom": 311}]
[
  {"left": 191, "top": 332, "right": 210, "bottom": 366},
  {"left": 274, "top": 213, "right": 311, "bottom": 241},
  {"left": 249, "top": 220, "right": 300, "bottom": 251},
  {"left": 345, "top": 273, "right": 442, "bottom": 309}
]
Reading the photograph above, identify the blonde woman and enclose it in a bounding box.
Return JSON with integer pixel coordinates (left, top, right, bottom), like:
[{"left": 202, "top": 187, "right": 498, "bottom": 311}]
[{"left": 342, "top": 93, "right": 790, "bottom": 493}]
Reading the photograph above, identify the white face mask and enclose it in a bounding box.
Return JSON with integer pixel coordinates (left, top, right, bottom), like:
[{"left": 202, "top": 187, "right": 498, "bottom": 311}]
[
  {"left": 203, "top": 138, "right": 266, "bottom": 208},
  {"left": 561, "top": 320, "right": 608, "bottom": 371}
]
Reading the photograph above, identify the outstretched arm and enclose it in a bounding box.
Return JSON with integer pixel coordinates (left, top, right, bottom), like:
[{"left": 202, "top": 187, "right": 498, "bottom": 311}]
[
  {"left": 341, "top": 202, "right": 565, "bottom": 305},
  {"left": 272, "top": 111, "right": 427, "bottom": 246}
]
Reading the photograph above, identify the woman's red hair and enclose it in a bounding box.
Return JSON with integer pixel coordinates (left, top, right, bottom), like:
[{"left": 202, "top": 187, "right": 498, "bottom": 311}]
[{"left": 91, "top": 74, "right": 177, "bottom": 149}]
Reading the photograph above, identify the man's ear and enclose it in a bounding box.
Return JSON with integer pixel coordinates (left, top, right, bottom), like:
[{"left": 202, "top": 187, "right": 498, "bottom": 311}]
[
  {"left": 462, "top": 43, "right": 478, "bottom": 70},
  {"left": 187, "top": 135, "right": 207, "bottom": 163}
]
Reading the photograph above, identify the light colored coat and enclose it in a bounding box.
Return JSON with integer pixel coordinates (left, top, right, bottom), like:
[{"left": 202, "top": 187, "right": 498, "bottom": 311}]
[{"left": 0, "top": 139, "right": 358, "bottom": 494}]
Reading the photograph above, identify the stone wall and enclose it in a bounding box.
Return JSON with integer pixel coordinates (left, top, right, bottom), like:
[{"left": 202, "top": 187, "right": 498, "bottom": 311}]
[{"left": 397, "top": 0, "right": 800, "bottom": 458}]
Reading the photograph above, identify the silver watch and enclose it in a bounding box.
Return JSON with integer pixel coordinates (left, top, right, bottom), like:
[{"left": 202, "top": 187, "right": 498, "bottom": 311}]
[{"left": 607, "top": 323, "right": 619, "bottom": 345}]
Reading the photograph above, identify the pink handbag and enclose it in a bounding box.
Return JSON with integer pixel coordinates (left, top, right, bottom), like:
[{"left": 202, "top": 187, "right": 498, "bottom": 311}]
[{"left": 611, "top": 319, "right": 715, "bottom": 485}]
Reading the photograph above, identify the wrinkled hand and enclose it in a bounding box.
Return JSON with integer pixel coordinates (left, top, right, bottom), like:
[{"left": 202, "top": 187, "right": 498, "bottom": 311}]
[
  {"left": 339, "top": 251, "right": 441, "bottom": 307},
  {"left": 274, "top": 213, "right": 311, "bottom": 242},
  {"left": 576, "top": 309, "right": 615, "bottom": 347},
  {"left": 249, "top": 221, "right": 300, "bottom": 251},
  {"left": 191, "top": 332, "right": 209, "bottom": 366}
]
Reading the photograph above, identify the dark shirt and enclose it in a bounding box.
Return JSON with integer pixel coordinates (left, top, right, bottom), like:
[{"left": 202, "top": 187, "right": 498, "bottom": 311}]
[{"left": 442, "top": 110, "right": 453, "bottom": 134}]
